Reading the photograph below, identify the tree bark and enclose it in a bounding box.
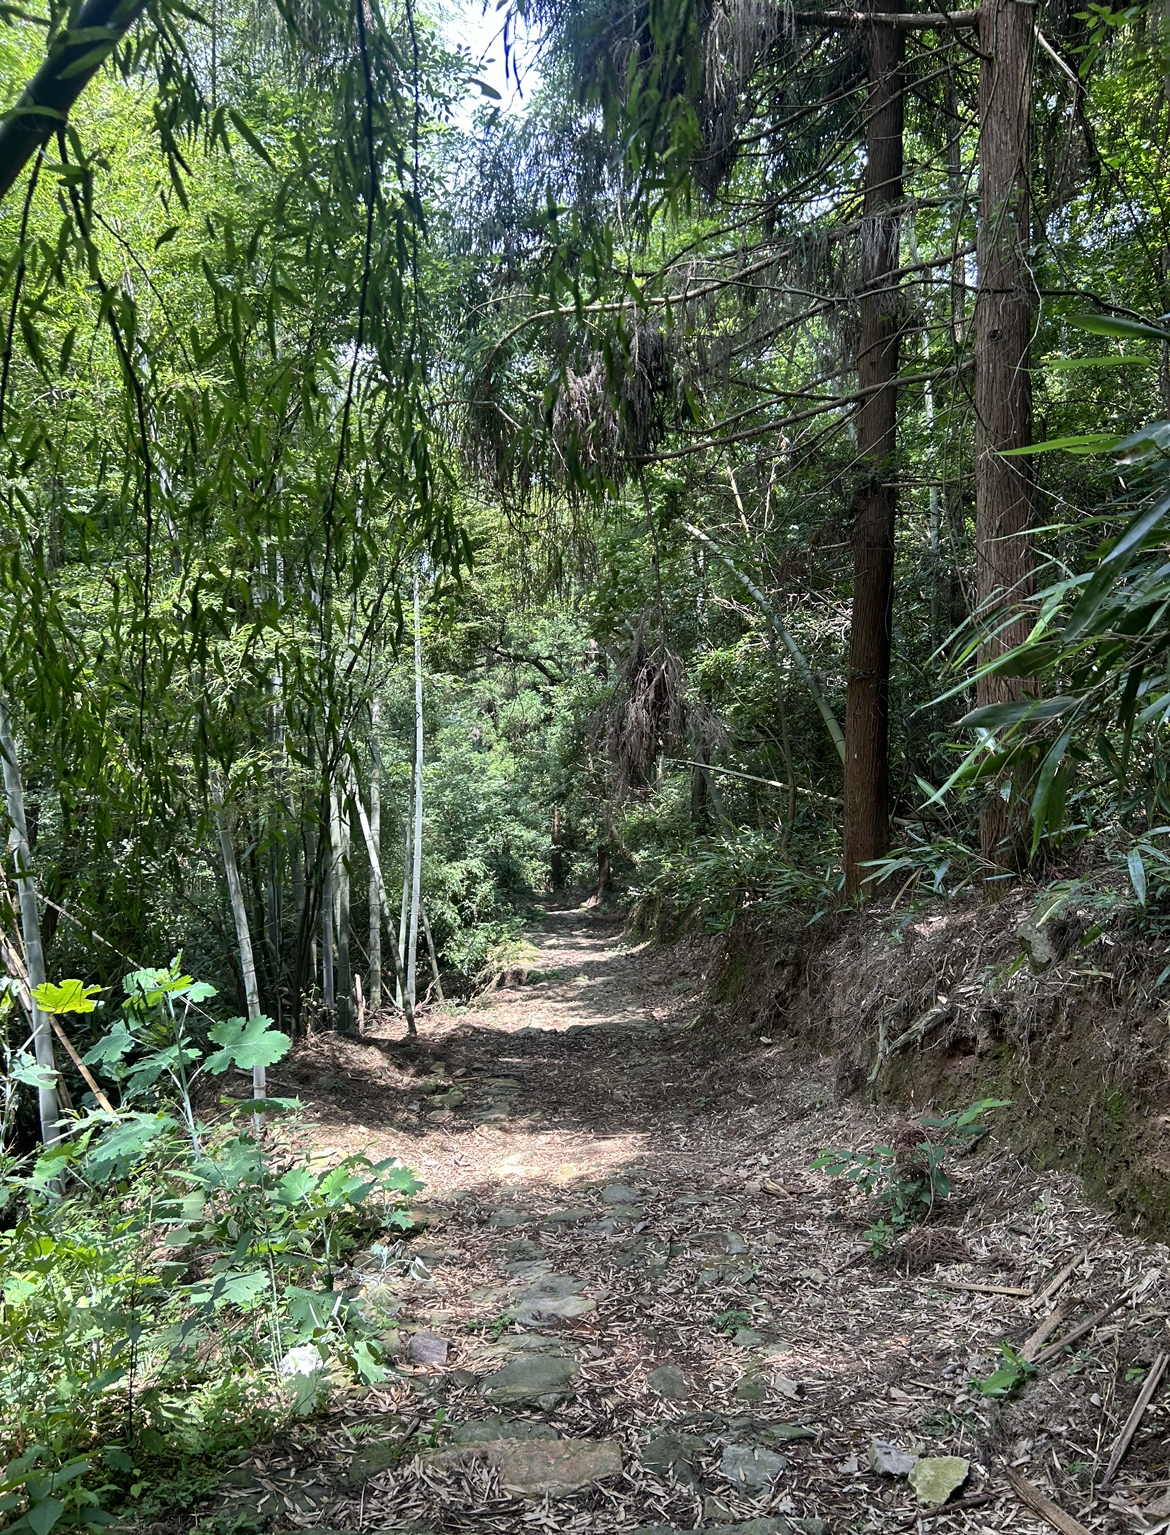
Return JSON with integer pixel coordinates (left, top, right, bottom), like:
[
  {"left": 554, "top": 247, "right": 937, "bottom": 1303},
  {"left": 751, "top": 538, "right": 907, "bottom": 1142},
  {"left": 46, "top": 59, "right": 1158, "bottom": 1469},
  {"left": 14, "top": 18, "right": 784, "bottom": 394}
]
[
  {"left": 0, "top": 0, "right": 149, "bottom": 205},
  {"left": 974, "top": 0, "right": 1035, "bottom": 869},
  {"left": 0, "top": 696, "right": 60, "bottom": 1145},
  {"left": 842, "top": 2, "right": 905, "bottom": 898}
]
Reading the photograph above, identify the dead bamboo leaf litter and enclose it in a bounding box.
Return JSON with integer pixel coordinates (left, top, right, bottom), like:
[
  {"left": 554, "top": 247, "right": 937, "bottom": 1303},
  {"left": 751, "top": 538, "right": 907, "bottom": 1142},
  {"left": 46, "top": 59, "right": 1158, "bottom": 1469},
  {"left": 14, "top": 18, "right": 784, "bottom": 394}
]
[{"left": 212, "top": 910, "right": 1170, "bottom": 1535}]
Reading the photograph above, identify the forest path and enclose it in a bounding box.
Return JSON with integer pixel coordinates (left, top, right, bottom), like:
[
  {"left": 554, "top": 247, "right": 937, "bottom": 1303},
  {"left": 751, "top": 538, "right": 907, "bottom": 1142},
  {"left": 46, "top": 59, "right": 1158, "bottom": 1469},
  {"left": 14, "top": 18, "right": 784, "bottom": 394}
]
[{"left": 228, "top": 909, "right": 1146, "bottom": 1535}]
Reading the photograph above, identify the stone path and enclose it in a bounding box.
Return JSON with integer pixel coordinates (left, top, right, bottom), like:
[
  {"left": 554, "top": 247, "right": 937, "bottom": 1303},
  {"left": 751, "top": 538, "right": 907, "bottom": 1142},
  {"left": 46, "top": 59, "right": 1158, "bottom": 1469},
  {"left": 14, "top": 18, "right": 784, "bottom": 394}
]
[{"left": 216, "top": 907, "right": 1170, "bottom": 1535}]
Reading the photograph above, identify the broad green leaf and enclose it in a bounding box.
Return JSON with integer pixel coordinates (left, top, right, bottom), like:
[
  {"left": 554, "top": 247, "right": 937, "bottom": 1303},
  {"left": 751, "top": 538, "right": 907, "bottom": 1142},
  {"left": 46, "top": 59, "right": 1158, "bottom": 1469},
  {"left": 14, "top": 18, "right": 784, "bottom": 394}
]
[
  {"left": 32, "top": 979, "right": 101, "bottom": 1015},
  {"left": 1069, "top": 313, "right": 1170, "bottom": 342},
  {"left": 204, "top": 1015, "right": 290, "bottom": 1073},
  {"left": 1000, "top": 433, "right": 1120, "bottom": 456}
]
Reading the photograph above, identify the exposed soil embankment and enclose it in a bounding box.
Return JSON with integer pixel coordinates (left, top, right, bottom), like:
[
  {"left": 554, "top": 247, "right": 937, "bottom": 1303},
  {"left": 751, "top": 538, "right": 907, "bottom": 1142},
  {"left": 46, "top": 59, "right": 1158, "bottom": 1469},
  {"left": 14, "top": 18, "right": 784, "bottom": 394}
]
[{"left": 694, "top": 890, "right": 1170, "bottom": 1232}]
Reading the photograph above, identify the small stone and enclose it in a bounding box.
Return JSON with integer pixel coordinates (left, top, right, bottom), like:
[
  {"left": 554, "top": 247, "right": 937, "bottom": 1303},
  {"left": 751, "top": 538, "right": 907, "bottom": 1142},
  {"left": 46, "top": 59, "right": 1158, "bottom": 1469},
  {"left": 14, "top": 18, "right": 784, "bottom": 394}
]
[
  {"left": 515, "top": 1293, "right": 597, "bottom": 1325},
  {"left": 482, "top": 1353, "right": 578, "bottom": 1406},
  {"left": 541, "top": 1206, "right": 593, "bottom": 1226},
  {"left": 646, "top": 1363, "right": 694, "bottom": 1399},
  {"left": 734, "top": 1374, "right": 769, "bottom": 1402},
  {"left": 487, "top": 1209, "right": 528, "bottom": 1228},
  {"left": 583, "top": 1217, "right": 620, "bottom": 1237},
  {"left": 868, "top": 1439, "right": 918, "bottom": 1477},
  {"left": 342, "top": 1438, "right": 403, "bottom": 1487},
  {"left": 490, "top": 1436, "right": 622, "bottom": 1494},
  {"left": 407, "top": 1330, "right": 449, "bottom": 1367},
  {"left": 602, "top": 1184, "right": 639, "bottom": 1203},
  {"left": 448, "top": 1368, "right": 478, "bottom": 1388},
  {"left": 713, "top": 1231, "right": 749, "bottom": 1254},
  {"left": 732, "top": 1328, "right": 767, "bottom": 1348},
  {"left": 720, "top": 1443, "right": 788, "bottom": 1489},
  {"left": 642, "top": 1433, "right": 706, "bottom": 1489},
  {"left": 907, "top": 1456, "right": 969, "bottom": 1507}
]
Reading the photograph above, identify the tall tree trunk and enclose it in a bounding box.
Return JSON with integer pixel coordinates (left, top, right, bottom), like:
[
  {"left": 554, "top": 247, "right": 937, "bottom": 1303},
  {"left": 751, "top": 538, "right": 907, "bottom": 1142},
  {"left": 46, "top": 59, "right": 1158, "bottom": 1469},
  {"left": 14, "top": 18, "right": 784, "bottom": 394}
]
[
  {"left": 407, "top": 570, "right": 424, "bottom": 1010},
  {"left": 213, "top": 795, "right": 267, "bottom": 1119},
  {"left": 321, "top": 792, "right": 334, "bottom": 1009},
  {"left": 368, "top": 698, "right": 382, "bottom": 1008},
  {"left": 975, "top": 0, "right": 1035, "bottom": 869},
  {"left": 396, "top": 809, "right": 410, "bottom": 1008},
  {"left": 345, "top": 760, "right": 416, "bottom": 1035},
  {"left": 331, "top": 785, "right": 351, "bottom": 1033},
  {"left": 0, "top": 696, "right": 59, "bottom": 1145},
  {"left": 842, "top": 3, "right": 905, "bottom": 898}
]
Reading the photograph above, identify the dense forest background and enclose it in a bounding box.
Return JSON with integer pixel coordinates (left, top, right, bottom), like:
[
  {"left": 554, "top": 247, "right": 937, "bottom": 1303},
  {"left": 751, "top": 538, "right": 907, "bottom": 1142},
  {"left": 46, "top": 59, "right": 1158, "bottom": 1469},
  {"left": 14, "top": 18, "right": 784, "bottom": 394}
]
[
  {"left": 4, "top": 0, "right": 1170, "bottom": 1515},
  {"left": 0, "top": 0, "right": 1167, "bottom": 1060}
]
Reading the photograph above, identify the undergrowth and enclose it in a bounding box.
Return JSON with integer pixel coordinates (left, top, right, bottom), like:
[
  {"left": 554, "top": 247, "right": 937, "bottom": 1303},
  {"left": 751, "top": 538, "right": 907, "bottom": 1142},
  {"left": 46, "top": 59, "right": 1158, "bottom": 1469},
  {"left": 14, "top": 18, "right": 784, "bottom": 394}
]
[{"left": 0, "top": 958, "right": 420, "bottom": 1532}]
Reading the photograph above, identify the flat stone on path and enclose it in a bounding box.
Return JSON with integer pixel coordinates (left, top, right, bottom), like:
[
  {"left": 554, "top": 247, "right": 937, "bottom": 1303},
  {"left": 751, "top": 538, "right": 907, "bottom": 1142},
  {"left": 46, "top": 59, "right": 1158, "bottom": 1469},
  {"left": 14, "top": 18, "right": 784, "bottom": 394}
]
[
  {"left": 602, "top": 1184, "right": 639, "bottom": 1203},
  {"left": 869, "top": 1439, "right": 918, "bottom": 1477},
  {"left": 481, "top": 1352, "right": 578, "bottom": 1406},
  {"left": 489, "top": 1436, "right": 622, "bottom": 1494},
  {"left": 646, "top": 1363, "right": 694, "bottom": 1399},
  {"left": 512, "top": 1273, "right": 596, "bottom": 1326},
  {"left": 732, "top": 1328, "right": 767, "bottom": 1348},
  {"left": 487, "top": 1209, "right": 528, "bottom": 1228},
  {"left": 720, "top": 1443, "right": 788, "bottom": 1488},
  {"left": 406, "top": 1330, "right": 448, "bottom": 1366},
  {"left": 641, "top": 1432, "right": 706, "bottom": 1487},
  {"left": 908, "top": 1456, "right": 968, "bottom": 1507}
]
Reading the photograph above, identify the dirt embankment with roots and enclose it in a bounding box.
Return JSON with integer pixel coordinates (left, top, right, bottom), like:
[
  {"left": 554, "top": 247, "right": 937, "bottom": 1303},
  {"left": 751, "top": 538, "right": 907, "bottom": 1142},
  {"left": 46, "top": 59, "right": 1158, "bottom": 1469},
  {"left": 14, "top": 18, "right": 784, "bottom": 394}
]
[{"left": 684, "top": 887, "right": 1170, "bottom": 1234}]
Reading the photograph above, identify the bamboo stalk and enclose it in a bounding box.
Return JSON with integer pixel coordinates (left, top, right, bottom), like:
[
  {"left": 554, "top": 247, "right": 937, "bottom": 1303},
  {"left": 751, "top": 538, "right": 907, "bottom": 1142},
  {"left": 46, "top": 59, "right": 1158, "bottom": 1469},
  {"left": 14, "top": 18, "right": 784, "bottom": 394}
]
[
  {"left": 0, "top": 695, "right": 59, "bottom": 1145},
  {"left": 1100, "top": 1351, "right": 1168, "bottom": 1488}
]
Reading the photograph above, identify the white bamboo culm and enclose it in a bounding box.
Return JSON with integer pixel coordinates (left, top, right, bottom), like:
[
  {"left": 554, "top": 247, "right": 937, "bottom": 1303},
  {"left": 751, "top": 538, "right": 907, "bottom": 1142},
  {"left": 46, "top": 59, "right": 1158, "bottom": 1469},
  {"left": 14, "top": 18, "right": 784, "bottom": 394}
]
[
  {"left": 0, "top": 696, "right": 60, "bottom": 1145},
  {"left": 368, "top": 697, "right": 382, "bottom": 1007},
  {"left": 345, "top": 759, "right": 415, "bottom": 1035},
  {"left": 407, "top": 569, "right": 424, "bottom": 1009},
  {"left": 213, "top": 799, "right": 267, "bottom": 1122}
]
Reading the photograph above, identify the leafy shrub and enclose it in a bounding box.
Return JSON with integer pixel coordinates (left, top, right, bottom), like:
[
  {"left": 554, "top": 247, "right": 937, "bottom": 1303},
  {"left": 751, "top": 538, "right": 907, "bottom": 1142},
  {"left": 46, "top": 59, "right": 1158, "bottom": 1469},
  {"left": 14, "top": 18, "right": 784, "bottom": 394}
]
[
  {"left": 812, "top": 1098, "right": 1009, "bottom": 1253},
  {"left": 0, "top": 958, "right": 421, "bottom": 1531}
]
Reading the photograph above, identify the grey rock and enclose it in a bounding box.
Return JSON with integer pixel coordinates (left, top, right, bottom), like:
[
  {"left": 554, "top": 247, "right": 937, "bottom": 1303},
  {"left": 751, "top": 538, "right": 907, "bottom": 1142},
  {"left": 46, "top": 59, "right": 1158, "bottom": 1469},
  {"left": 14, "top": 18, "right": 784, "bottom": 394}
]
[
  {"left": 734, "top": 1374, "right": 769, "bottom": 1402},
  {"left": 342, "top": 1439, "right": 403, "bottom": 1486},
  {"left": 646, "top": 1363, "right": 694, "bottom": 1399},
  {"left": 720, "top": 1443, "right": 788, "bottom": 1489},
  {"left": 705, "top": 1231, "right": 749, "bottom": 1255},
  {"left": 482, "top": 1353, "right": 578, "bottom": 1406},
  {"left": 487, "top": 1209, "right": 528, "bottom": 1228},
  {"left": 732, "top": 1328, "right": 767, "bottom": 1348},
  {"left": 868, "top": 1439, "right": 918, "bottom": 1477},
  {"left": 602, "top": 1184, "right": 639, "bottom": 1204},
  {"left": 641, "top": 1433, "right": 706, "bottom": 1489},
  {"left": 505, "top": 1258, "right": 554, "bottom": 1278},
  {"left": 407, "top": 1330, "right": 449, "bottom": 1367},
  {"left": 540, "top": 1206, "right": 593, "bottom": 1226},
  {"left": 488, "top": 1436, "right": 622, "bottom": 1494},
  {"left": 583, "top": 1217, "right": 620, "bottom": 1237},
  {"left": 449, "top": 1416, "right": 559, "bottom": 1445},
  {"left": 448, "top": 1368, "right": 478, "bottom": 1388},
  {"left": 671, "top": 1194, "right": 709, "bottom": 1208},
  {"left": 908, "top": 1456, "right": 968, "bottom": 1507},
  {"left": 512, "top": 1272, "right": 596, "bottom": 1326},
  {"left": 433, "top": 1088, "right": 465, "bottom": 1108}
]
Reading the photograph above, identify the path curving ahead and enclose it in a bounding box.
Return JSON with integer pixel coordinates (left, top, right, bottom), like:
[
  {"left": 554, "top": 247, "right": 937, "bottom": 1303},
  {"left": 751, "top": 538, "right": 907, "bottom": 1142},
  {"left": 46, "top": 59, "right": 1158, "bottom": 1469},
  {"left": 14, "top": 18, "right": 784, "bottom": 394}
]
[{"left": 218, "top": 907, "right": 1153, "bottom": 1535}]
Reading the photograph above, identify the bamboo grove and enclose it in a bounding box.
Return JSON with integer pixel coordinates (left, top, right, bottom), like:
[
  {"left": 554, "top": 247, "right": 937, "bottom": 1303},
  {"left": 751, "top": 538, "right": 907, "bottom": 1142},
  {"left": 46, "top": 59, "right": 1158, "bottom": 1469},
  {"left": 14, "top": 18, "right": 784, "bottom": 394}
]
[{"left": 1, "top": 0, "right": 1170, "bottom": 1141}]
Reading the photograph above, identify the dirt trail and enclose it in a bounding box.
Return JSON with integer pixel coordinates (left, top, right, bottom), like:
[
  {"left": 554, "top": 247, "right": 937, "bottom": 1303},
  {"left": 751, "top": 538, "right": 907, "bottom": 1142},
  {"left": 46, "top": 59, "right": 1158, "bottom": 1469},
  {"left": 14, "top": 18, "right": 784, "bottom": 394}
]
[{"left": 223, "top": 908, "right": 1170, "bottom": 1535}]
